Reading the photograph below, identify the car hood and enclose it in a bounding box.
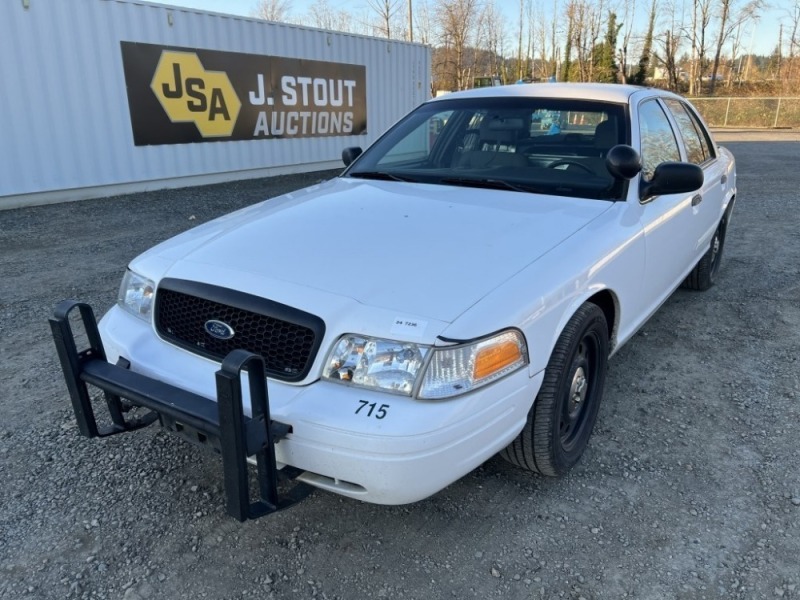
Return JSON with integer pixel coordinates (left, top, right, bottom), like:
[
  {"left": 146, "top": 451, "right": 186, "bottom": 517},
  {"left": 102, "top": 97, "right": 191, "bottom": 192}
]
[{"left": 139, "top": 178, "right": 613, "bottom": 323}]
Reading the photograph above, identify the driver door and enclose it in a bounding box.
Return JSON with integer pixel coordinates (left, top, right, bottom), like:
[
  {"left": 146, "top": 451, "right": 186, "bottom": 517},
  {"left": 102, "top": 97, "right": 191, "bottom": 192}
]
[{"left": 636, "top": 98, "right": 707, "bottom": 313}]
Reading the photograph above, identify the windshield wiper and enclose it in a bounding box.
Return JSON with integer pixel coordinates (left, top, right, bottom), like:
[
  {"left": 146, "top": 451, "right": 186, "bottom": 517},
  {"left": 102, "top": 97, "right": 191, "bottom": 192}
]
[
  {"left": 440, "top": 177, "right": 543, "bottom": 193},
  {"left": 348, "top": 171, "right": 417, "bottom": 183}
]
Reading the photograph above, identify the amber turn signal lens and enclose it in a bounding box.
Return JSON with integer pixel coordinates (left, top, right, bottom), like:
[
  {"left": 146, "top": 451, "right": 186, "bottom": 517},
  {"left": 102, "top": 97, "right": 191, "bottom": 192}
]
[{"left": 473, "top": 340, "right": 522, "bottom": 380}]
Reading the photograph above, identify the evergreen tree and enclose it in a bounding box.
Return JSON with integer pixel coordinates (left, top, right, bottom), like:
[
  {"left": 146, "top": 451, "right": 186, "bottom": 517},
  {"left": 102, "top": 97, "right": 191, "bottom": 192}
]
[
  {"left": 562, "top": 17, "right": 574, "bottom": 81},
  {"left": 594, "top": 12, "right": 620, "bottom": 83},
  {"left": 632, "top": 0, "right": 656, "bottom": 85}
]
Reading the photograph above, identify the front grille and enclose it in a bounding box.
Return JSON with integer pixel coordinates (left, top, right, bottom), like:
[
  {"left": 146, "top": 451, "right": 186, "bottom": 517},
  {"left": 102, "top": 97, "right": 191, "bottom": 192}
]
[{"left": 154, "top": 279, "right": 325, "bottom": 382}]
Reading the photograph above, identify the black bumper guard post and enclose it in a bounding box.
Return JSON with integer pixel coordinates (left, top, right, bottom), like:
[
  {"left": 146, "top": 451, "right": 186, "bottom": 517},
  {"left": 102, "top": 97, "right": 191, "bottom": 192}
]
[
  {"left": 49, "top": 300, "right": 313, "bottom": 522},
  {"left": 49, "top": 300, "right": 157, "bottom": 437},
  {"left": 216, "top": 349, "right": 307, "bottom": 521}
]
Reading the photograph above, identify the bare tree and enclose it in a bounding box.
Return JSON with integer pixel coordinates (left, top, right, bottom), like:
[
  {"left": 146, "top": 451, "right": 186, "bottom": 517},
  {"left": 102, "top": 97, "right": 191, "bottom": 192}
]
[
  {"left": 726, "top": 21, "right": 743, "bottom": 86},
  {"left": 366, "top": 0, "right": 404, "bottom": 38},
  {"left": 564, "top": 0, "right": 604, "bottom": 81},
  {"left": 709, "top": 0, "right": 764, "bottom": 93},
  {"left": 551, "top": 0, "right": 560, "bottom": 77},
  {"left": 773, "top": 23, "right": 784, "bottom": 79},
  {"left": 511, "top": 0, "right": 534, "bottom": 80},
  {"left": 710, "top": 0, "right": 733, "bottom": 91},
  {"left": 687, "top": 0, "right": 713, "bottom": 95},
  {"left": 525, "top": 0, "right": 535, "bottom": 79},
  {"left": 514, "top": 0, "right": 523, "bottom": 80},
  {"left": 252, "top": 0, "right": 291, "bottom": 22},
  {"left": 663, "top": 29, "right": 682, "bottom": 90},
  {"left": 653, "top": 0, "right": 686, "bottom": 91},
  {"left": 534, "top": 2, "right": 557, "bottom": 80},
  {"left": 535, "top": 20, "right": 549, "bottom": 80},
  {"left": 306, "top": 0, "right": 360, "bottom": 33},
  {"left": 586, "top": 0, "right": 605, "bottom": 80},
  {"left": 617, "top": 0, "right": 637, "bottom": 82},
  {"left": 437, "top": 0, "right": 481, "bottom": 90},
  {"left": 562, "top": 2, "right": 576, "bottom": 80},
  {"left": 415, "top": 0, "right": 434, "bottom": 44},
  {"left": 786, "top": 0, "right": 800, "bottom": 83},
  {"left": 477, "top": 0, "right": 507, "bottom": 80}
]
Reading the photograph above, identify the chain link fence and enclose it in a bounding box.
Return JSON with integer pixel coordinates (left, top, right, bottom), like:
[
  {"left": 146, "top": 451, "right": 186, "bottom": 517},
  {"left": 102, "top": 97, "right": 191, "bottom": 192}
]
[{"left": 690, "top": 97, "right": 800, "bottom": 129}]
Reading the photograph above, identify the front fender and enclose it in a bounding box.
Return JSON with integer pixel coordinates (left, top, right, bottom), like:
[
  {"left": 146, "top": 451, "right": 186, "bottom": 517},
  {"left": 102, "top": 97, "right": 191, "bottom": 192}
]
[{"left": 438, "top": 203, "right": 643, "bottom": 376}]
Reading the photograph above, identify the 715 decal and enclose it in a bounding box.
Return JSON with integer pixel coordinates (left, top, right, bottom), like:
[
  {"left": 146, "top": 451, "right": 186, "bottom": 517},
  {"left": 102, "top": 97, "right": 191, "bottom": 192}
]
[{"left": 355, "top": 400, "right": 389, "bottom": 419}]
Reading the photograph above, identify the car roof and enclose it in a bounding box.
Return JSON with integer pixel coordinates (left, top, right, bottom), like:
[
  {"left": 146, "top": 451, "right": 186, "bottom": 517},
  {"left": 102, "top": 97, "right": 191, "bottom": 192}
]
[{"left": 430, "top": 83, "right": 662, "bottom": 105}]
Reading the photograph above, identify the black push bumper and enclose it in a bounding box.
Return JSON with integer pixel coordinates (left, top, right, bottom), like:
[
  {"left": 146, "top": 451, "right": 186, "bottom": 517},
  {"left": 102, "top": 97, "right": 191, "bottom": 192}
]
[{"left": 49, "top": 300, "right": 312, "bottom": 521}]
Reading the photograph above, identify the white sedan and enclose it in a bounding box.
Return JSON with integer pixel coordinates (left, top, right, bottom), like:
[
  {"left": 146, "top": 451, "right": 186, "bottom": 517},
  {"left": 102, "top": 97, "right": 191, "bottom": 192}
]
[{"left": 53, "top": 83, "right": 736, "bottom": 515}]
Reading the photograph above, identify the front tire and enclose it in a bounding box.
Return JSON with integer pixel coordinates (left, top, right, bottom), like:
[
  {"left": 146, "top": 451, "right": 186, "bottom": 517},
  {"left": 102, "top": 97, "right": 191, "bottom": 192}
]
[{"left": 501, "top": 303, "right": 609, "bottom": 476}]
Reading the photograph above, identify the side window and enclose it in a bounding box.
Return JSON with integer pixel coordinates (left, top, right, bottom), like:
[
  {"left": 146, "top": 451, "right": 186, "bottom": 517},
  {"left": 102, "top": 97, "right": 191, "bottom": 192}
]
[
  {"left": 663, "top": 98, "right": 709, "bottom": 164},
  {"left": 684, "top": 103, "right": 716, "bottom": 160},
  {"left": 638, "top": 100, "right": 681, "bottom": 181}
]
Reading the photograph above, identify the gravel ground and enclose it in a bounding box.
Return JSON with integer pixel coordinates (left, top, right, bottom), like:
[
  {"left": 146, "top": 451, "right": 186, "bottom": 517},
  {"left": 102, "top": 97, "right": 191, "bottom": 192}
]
[{"left": 1, "top": 134, "right": 799, "bottom": 600}]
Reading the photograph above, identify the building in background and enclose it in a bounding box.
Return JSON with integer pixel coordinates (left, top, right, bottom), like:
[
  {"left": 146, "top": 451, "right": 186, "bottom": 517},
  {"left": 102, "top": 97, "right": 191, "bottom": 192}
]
[{"left": 0, "top": 0, "right": 430, "bottom": 209}]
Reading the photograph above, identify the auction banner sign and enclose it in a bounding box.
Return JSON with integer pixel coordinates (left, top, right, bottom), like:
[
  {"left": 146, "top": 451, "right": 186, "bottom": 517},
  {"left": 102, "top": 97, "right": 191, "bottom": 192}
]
[{"left": 120, "top": 41, "right": 367, "bottom": 145}]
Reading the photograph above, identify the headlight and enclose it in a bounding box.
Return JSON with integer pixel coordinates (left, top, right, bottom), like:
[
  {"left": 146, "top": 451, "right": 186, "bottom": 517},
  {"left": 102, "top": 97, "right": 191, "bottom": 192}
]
[
  {"left": 323, "top": 335, "right": 428, "bottom": 395},
  {"left": 323, "top": 329, "right": 528, "bottom": 400},
  {"left": 418, "top": 330, "right": 528, "bottom": 400},
  {"left": 118, "top": 269, "right": 155, "bottom": 321}
]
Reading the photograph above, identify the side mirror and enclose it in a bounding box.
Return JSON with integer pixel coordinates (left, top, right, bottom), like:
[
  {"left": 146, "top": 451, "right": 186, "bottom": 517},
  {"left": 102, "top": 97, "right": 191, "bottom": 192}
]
[
  {"left": 605, "top": 144, "right": 642, "bottom": 180},
  {"left": 342, "top": 146, "right": 363, "bottom": 167},
  {"left": 640, "top": 162, "right": 704, "bottom": 200}
]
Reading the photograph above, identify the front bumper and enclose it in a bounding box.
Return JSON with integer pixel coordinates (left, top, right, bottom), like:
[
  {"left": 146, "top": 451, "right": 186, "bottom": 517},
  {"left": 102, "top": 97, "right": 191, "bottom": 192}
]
[{"left": 54, "top": 302, "right": 539, "bottom": 514}]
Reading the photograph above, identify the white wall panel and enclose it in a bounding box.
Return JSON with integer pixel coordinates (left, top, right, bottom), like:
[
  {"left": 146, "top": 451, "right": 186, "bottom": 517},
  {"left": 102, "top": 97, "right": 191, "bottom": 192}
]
[{"left": 0, "top": 0, "right": 431, "bottom": 208}]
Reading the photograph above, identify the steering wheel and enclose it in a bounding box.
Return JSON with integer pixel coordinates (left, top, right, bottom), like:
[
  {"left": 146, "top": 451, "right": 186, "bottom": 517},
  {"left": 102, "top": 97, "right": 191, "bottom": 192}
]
[{"left": 548, "top": 160, "right": 594, "bottom": 174}]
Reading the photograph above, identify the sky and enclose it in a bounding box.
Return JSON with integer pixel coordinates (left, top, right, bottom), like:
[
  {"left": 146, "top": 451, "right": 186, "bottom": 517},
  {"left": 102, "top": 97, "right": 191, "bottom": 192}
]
[{"left": 138, "top": 0, "right": 786, "bottom": 56}]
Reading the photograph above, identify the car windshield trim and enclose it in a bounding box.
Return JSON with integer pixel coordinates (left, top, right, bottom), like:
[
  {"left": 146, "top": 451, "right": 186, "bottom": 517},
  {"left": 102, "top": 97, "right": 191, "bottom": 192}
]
[
  {"left": 439, "top": 176, "right": 546, "bottom": 194},
  {"left": 348, "top": 171, "right": 420, "bottom": 183}
]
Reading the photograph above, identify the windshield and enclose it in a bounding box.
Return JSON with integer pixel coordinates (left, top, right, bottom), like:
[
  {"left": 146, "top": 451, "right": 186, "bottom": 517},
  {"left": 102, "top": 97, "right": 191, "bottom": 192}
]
[{"left": 346, "top": 96, "right": 629, "bottom": 200}]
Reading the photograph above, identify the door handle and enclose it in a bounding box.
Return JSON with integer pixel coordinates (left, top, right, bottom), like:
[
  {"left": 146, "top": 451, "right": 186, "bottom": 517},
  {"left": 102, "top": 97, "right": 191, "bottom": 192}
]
[
  {"left": 720, "top": 174, "right": 728, "bottom": 185},
  {"left": 691, "top": 194, "right": 703, "bottom": 206}
]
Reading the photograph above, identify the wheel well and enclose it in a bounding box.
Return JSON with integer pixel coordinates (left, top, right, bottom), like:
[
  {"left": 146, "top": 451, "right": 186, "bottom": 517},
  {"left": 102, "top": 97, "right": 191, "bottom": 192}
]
[
  {"left": 723, "top": 194, "right": 736, "bottom": 219},
  {"left": 587, "top": 290, "right": 618, "bottom": 349}
]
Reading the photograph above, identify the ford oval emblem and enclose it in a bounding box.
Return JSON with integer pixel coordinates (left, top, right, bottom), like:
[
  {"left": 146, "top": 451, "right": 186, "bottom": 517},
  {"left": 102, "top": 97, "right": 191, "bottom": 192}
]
[{"left": 204, "top": 319, "right": 235, "bottom": 340}]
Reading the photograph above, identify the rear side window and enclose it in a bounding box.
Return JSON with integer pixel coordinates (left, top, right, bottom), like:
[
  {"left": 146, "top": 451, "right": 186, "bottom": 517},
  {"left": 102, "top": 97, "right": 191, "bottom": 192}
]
[
  {"left": 663, "top": 98, "right": 715, "bottom": 164},
  {"left": 638, "top": 100, "right": 681, "bottom": 181},
  {"left": 684, "top": 102, "right": 716, "bottom": 160}
]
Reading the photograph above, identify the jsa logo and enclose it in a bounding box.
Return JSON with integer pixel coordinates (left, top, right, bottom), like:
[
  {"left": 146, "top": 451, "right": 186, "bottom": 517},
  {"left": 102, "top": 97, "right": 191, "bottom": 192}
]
[{"left": 151, "top": 51, "right": 241, "bottom": 137}]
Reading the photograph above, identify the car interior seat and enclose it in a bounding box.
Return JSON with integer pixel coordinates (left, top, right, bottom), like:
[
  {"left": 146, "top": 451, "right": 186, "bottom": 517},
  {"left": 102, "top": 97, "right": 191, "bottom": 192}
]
[
  {"left": 550, "top": 119, "right": 619, "bottom": 179},
  {"left": 593, "top": 119, "right": 618, "bottom": 157},
  {"left": 457, "top": 115, "right": 529, "bottom": 169}
]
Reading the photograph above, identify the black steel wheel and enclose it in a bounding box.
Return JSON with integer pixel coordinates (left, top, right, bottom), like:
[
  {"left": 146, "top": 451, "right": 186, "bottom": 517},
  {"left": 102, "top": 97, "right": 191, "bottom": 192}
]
[{"left": 501, "top": 302, "right": 609, "bottom": 476}]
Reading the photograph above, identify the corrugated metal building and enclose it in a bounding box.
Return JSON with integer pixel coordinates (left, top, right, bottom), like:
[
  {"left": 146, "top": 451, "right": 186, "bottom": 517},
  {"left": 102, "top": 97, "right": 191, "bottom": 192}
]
[{"left": 0, "top": 0, "right": 431, "bottom": 209}]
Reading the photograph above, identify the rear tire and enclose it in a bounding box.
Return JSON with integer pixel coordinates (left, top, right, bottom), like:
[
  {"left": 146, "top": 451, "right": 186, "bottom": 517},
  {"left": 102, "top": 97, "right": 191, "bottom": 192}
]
[
  {"left": 501, "top": 303, "right": 609, "bottom": 476},
  {"left": 682, "top": 204, "right": 732, "bottom": 291}
]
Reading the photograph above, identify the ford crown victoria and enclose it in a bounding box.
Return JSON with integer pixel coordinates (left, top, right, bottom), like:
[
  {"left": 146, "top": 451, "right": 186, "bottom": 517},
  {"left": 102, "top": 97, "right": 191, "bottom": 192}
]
[{"left": 51, "top": 83, "right": 736, "bottom": 520}]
